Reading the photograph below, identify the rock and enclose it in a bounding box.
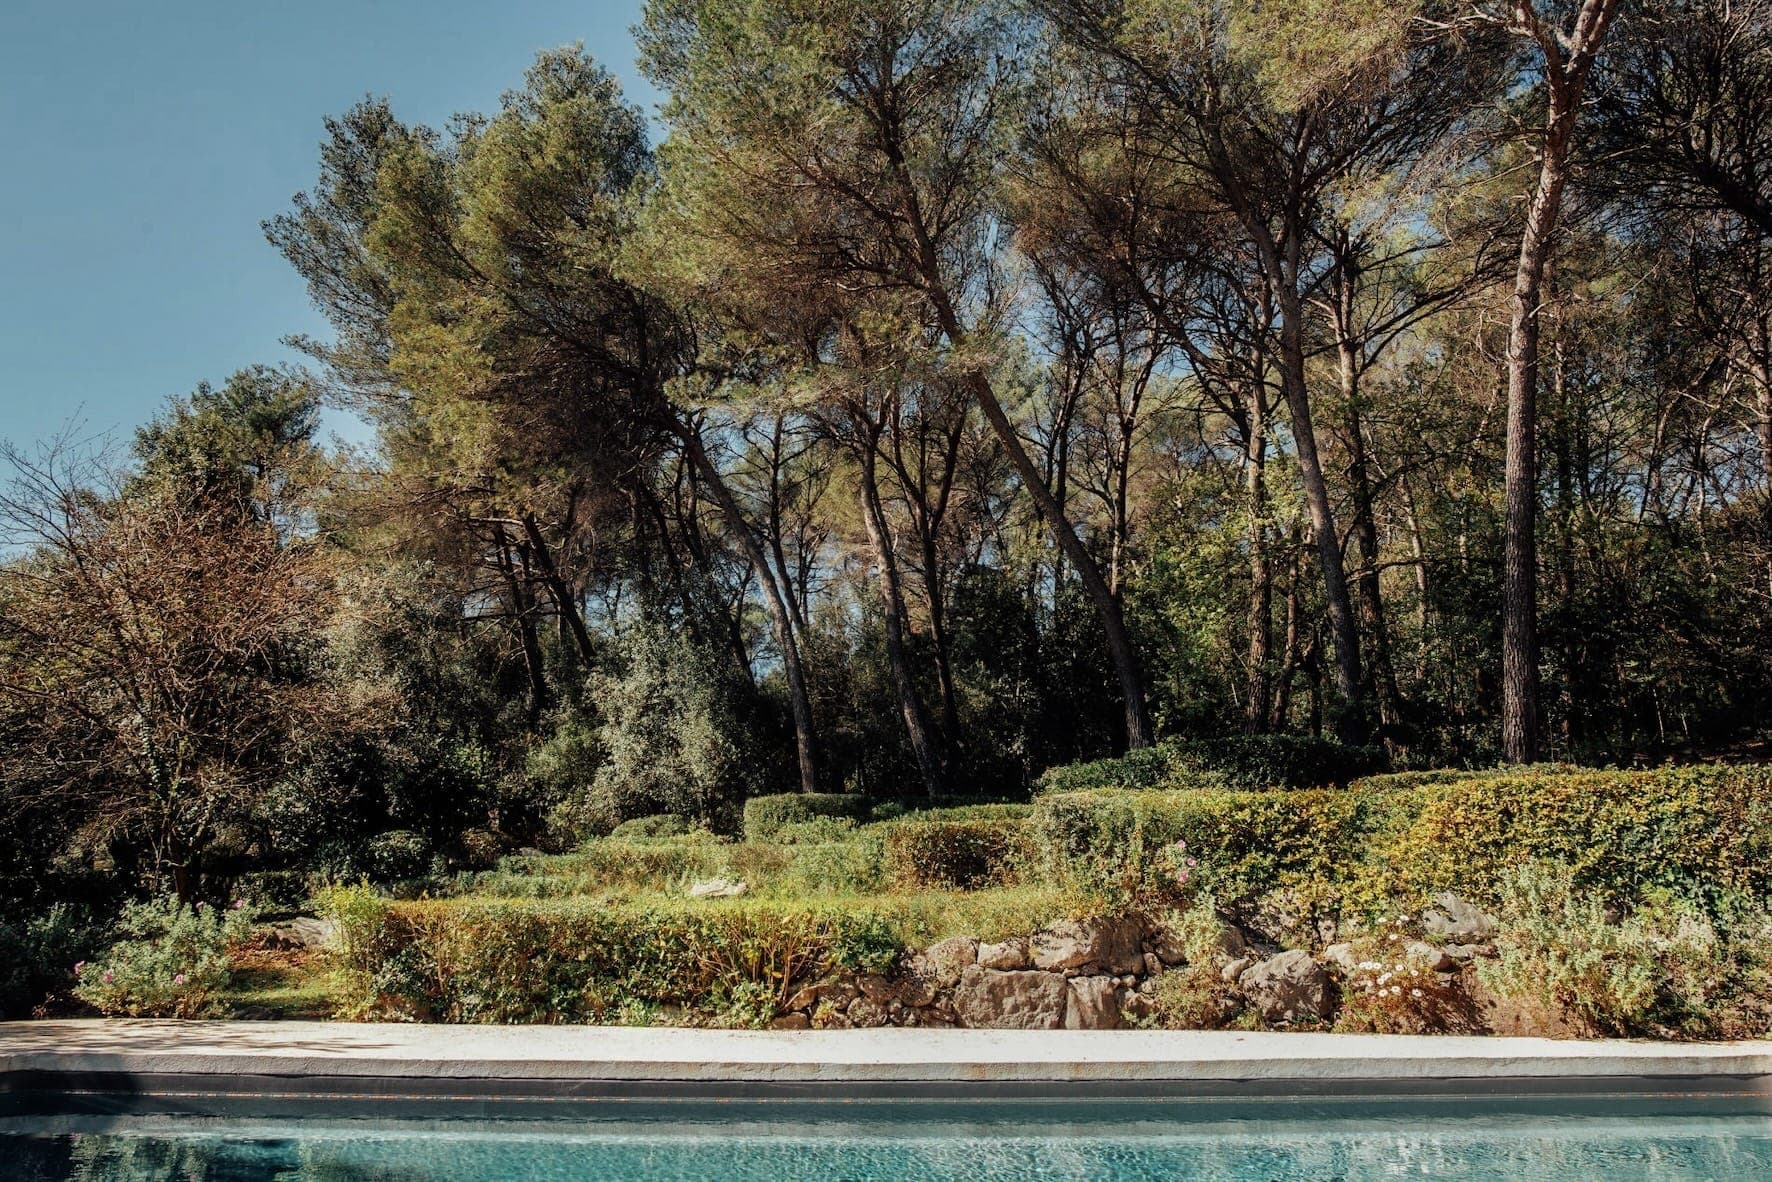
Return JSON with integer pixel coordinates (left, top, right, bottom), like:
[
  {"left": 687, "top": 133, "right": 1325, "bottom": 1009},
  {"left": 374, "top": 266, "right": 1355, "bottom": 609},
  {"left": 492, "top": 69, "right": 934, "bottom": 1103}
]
[
  {"left": 1147, "top": 928, "right": 1188, "bottom": 965},
  {"left": 918, "top": 936, "right": 979, "bottom": 987},
  {"left": 1032, "top": 917, "right": 1144, "bottom": 974},
  {"left": 1064, "top": 975, "right": 1122, "bottom": 1029},
  {"left": 857, "top": 973, "right": 896, "bottom": 1004},
  {"left": 787, "top": 981, "right": 855, "bottom": 1011},
  {"left": 1142, "top": 952, "right": 1165, "bottom": 977},
  {"left": 977, "top": 938, "right": 1030, "bottom": 971},
  {"left": 953, "top": 966, "right": 1068, "bottom": 1029},
  {"left": 847, "top": 996, "right": 890, "bottom": 1028},
  {"left": 814, "top": 1009, "right": 852, "bottom": 1029},
  {"left": 1121, "top": 987, "right": 1157, "bottom": 1023},
  {"left": 769, "top": 1012, "right": 811, "bottom": 1030},
  {"left": 901, "top": 1008, "right": 956, "bottom": 1028},
  {"left": 1238, "top": 950, "right": 1332, "bottom": 1024},
  {"left": 1422, "top": 892, "right": 1495, "bottom": 942},
  {"left": 898, "top": 974, "right": 937, "bottom": 1008},
  {"left": 1406, "top": 941, "right": 1456, "bottom": 972},
  {"left": 1323, "top": 942, "right": 1358, "bottom": 975},
  {"left": 264, "top": 916, "right": 335, "bottom": 950},
  {"left": 688, "top": 877, "right": 747, "bottom": 899},
  {"left": 1219, "top": 955, "right": 1253, "bottom": 984}
]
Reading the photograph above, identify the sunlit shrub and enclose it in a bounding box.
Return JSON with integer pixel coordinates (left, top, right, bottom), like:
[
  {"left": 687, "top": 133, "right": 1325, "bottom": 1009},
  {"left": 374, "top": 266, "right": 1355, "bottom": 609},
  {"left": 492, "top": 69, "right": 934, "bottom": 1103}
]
[{"left": 74, "top": 896, "right": 254, "bottom": 1018}]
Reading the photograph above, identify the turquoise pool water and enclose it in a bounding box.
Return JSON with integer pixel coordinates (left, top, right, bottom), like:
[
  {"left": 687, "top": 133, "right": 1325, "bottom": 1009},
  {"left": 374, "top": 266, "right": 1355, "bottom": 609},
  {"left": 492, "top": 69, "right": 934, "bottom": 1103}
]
[{"left": 6, "top": 1099, "right": 1772, "bottom": 1180}]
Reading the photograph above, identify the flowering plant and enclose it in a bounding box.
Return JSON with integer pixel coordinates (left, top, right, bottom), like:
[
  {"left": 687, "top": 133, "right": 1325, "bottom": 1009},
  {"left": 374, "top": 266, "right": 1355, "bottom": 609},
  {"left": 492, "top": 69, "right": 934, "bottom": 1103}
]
[
  {"left": 1154, "top": 839, "right": 1201, "bottom": 895},
  {"left": 1332, "top": 914, "right": 1475, "bottom": 1034},
  {"left": 73, "top": 896, "right": 254, "bottom": 1018}
]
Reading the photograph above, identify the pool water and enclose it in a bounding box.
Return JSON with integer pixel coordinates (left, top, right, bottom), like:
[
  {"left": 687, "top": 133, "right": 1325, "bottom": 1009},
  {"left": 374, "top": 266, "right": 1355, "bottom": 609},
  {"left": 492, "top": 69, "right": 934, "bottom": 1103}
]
[{"left": 6, "top": 1098, "right": 1772, "bottom": 1180}]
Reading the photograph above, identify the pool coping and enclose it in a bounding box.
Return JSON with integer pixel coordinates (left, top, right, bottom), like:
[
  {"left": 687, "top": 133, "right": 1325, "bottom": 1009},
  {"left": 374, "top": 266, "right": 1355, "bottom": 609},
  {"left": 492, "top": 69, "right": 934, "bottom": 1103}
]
[{"left": 3, "top": 1021, "right": 1771, "bottom": 1093}]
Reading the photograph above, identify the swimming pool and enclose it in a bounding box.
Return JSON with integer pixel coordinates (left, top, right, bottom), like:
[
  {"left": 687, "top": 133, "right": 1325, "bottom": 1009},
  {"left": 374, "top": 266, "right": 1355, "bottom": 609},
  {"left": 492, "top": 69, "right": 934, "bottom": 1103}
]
[{"left": 6, "top": 1094, "right": 1772, "bottom": 1180}]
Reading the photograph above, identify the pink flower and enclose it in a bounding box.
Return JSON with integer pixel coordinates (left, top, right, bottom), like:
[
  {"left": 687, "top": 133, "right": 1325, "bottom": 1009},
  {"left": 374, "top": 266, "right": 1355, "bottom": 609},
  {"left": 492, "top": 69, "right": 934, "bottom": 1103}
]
[
  {"left": 233, "top": 899, "right": 246, "bottom": 910},
  {"left": 1176, "top": 868, "right": 1190, "bottom": 884},
  {"left": 1185, "top": 857, "right": 1198, "bottom": 867},
  {"left": 73, "top": 962, "right": 85, "bottom": 977},
  {"left": 173, "top": 974, "right": 187, "bottom": 985},
  {"left": 102, "top": 971, "right": 114, "bottom": 983},
  {"left": 194, "top": 901, "right": 205, "bottom": 910}
]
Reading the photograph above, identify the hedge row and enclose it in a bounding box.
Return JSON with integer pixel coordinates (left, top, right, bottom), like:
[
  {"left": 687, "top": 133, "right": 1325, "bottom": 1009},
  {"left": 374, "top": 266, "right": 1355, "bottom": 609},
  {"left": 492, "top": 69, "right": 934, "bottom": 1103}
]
[
  {"left": 742, "top": 793, "right": 870, "bottom": 840},
  {"left": 325, "top": 889, "right": 902, "bottom": 1023},
  {"left": 1035, "top": 735, "right": 1387, "bottom": 795},
  {"left": 1033, "top": 764, "right": 1772, "bottom": 914}
]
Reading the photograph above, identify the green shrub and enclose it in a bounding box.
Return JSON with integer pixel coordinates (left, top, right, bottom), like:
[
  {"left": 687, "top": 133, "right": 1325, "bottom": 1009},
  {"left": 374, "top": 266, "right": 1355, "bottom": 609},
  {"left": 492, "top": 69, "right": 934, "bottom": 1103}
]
[
  {"left": 882, "top": 820, "right": 1031, "bottom": 890},
  {"left": 1477, "top": 863, "right": 1772, "bottom": 1038},
  {"left": 772, "top": 817, "right": 858, "bottom": 844},
  {"left": 1036, "top": 735, "right": 1385, "bottom": 795},
  {"left": 1032, "top": 764, "right": 1772, "bottom": 916},
  {"left": 898, "top": 803, "right": 1033, "bottom": 823},
  {"left": 1031, "top": 786, "right": 1380, "bottom": 910},
  {"left": 74, "top": 896, "right": 254, "bottom": 1018},
  {"left": 742, "top": 793, "right": 869, "bottom": 841},
  {"left": 0, "top": 905, "right": 105, "bottom": 1018},
  {"left": 609, "top": 814, "right": 696, "bottom": 840},
  {"left": 327, "top": 897, "right": 905, "bottom": 1023},
  {"left": 1037, "top": 745, "right": 1178, "bottom": 795},
  {"left": 365, "top": 830, "right": 434, "bottom": 882}
]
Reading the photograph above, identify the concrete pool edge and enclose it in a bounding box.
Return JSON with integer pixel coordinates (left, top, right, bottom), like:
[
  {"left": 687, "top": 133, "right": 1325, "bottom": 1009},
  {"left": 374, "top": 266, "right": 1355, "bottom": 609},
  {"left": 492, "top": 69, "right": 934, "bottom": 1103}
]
[{"left": 3, "top": 1022, "right": 1771, "bottom": 1091}]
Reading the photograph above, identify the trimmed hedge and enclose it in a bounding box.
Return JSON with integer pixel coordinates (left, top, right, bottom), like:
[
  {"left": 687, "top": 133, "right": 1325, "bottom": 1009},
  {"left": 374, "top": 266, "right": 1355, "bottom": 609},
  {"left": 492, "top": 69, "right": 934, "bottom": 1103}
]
[
  {"left": 1032, "top": 764, "right": 1772, "bottom": 914},
  {"left": 324, "top": 889, "right": 901, "bottom": 1024},
  {"left": 1036, "top": 735, "right": 1386, "bottom": 795},
  {"left": 882, "top": 819, "right": 1031, "bottom": 890},
  {"left": 742, "top": 793, "right": 870, "bottom": 841},
  {"left": 609, "top": 814, "right": 697, "bottom": 840}
]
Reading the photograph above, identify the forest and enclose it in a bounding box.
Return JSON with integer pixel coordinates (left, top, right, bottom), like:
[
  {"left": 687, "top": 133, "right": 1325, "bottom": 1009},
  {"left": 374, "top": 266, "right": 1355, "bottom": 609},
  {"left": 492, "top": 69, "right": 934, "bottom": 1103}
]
[{"left": 2, "top": 0, "right": 1771, "bottom": 941}]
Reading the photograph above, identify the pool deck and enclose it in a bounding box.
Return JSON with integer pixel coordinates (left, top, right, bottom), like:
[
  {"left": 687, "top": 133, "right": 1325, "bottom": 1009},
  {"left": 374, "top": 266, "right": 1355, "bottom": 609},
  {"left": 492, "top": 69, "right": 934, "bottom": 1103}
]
[{"left": 3, "top": 1021, "right": 1771, "bottom": 1091}]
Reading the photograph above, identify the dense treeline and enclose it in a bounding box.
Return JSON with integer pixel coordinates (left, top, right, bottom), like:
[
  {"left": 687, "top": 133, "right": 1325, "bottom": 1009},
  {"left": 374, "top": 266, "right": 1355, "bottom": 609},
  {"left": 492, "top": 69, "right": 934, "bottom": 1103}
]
[{"left": 4, "top": 0, "right": 1772, "bottom": 904}]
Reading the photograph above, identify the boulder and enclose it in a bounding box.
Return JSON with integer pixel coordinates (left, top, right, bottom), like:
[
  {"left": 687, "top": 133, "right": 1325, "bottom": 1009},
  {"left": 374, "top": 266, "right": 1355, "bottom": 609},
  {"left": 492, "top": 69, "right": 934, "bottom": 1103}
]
[
  {"left": 856, "top": 973, "right": 896, "bottom": 1003},
  {"left": 1406, "top": 941, "right": 1456, "bottom": 973},
  {"left": 847, "top": 996, "right": 890, "bottom": 1028},
  {"left": 1219, "top": 955, "right": 1253, "bottom": 984},
  {"left": 264, "top": 916, "right": 336, "bottom": 950},
  {"left": 1064, "top": 975, "right": 1122, "bottom": 1030},
  {"left": 918, "top": 936, "right": 980, "bottom": 987},
  {"left": 1445, "top": 942, "right": 1497, "bottom": 962},
  {"left": 1142, "top": 952, "right": 1165, "bottom": 977},
  {"left": 1032, "top": 917, "right": 1144, "bottom": 974},
  {"left": 977, "top": 938, "right": 1031, "bottom": 971},
  {"left": 1238, "top": 950, "right": 1332, "bottom": 1023},
  {"left": 688, "top": 878, "right": 748, "bottom": 899},
  {"left": 953, "top": 966, "right": 1068, "bottom": 1029},
  {"left": 769, "top": 1012, "right": 811, "bottom": 1030},
  {"left": 1322, "top": 942, "right": 1359, "bottom": 975},
  {"left": 1422, "top": 892, "right": 1496, "bottom": 942}
]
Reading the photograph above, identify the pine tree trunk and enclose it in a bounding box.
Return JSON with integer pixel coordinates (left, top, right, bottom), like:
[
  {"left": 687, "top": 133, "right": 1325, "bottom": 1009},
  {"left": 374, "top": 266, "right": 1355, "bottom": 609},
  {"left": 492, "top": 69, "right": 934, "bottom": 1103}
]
[
  {"left": 858, "top": 441, "right": 946, "bottom": 795},
  {"left": 678, "top": 423, "right": 820, "bottom": 793}
]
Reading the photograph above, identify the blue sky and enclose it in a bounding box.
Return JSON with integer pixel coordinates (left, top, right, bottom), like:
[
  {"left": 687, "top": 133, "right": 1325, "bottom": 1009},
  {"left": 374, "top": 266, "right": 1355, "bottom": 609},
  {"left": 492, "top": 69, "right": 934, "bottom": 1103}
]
[{"left": 0, "top": 0, "right": 653, "bottom": 453}]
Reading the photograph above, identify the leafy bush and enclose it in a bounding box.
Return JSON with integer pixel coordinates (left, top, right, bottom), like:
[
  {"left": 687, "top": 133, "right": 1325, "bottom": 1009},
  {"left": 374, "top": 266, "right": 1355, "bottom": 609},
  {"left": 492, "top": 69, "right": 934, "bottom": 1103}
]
[
  {"left": 742, "top": 793, "right": 869, "bottom": 841},
  {"left": 882, "top": 820, "right": 1030, "bottom": 890},
  {"left": 74, "top": 896, "right": 254, "bottom": 1018},
  {"left": 610, "top": 814, "right": 696, "bottom": 840},
  {"left": 0, "top": 905, "right": 105, "bottom": 1018},
  {"left": 771, "top": 817, "right": 859, "bottom": 844},
  {"left": 1477, "top": 864, "right": 1772, "bottom": 1038},
  {"left": 1037, "top": 735, "right": 1385, "bottom": 795},
  {"left": 896, "top": 803, "right": 1033, "bottom": 823},
  {"left": 1036, "top": 745, "right": 1177, "bottom": 795},
  {"left": 1032, "top": 764, "right": 1772, "bottom": 915},
  {"left": 325, "top": 897, "right": 904, "bottom": 1023},
  {"left": 364, "top": 830, "right": 434, "bottom": 881}
]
